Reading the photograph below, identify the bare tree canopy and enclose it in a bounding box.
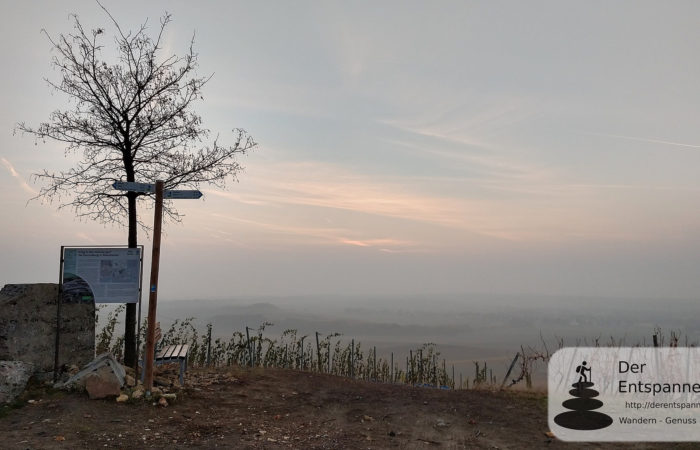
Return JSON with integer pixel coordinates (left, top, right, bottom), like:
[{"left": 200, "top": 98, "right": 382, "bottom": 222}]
[
  {"left": 18, "top": 5, "right": 256, "bottom": 229},
  {"left": 17, "top": 4, "right": 256, "bottom": 366}
]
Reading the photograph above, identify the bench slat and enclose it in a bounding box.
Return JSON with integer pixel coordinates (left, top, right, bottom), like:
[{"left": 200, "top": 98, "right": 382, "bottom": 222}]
[
  {"left": 155, "top": 344, "right": 190, "bottom": 360},
  {"left": 176, "top": 344, "right": 190, "bottom": 358},
  {"left": 169, "top": 344, "right": 182, "bottom": 359},
  {"left": 161, "top": 345, "right": 175, "bottom": 359}
]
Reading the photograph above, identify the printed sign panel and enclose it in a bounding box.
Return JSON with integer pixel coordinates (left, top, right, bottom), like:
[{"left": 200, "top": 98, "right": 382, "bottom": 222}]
[
  {"left": 62, "top": 247, "right": 141, "bottom": 303},
  {"left": 549, "top": 347, "right": 700, "bottom": 441}
]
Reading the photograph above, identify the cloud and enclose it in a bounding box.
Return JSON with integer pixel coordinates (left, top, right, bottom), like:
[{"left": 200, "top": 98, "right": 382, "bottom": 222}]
[
  {"left": 583, "top": 132, "right": 700, "bottom": 149},
  {"left": 207, "top": 210, "right": 415, "bottom": 251},
  {"left": 74, "top": 232, "right": 97, "bottom": 244},
  {"left": 199, "top": 144, "right": 700, "bottom": 248},
  {"left": 381, "top": 136, "right": 556, "bottom": 187},
  {"left": 204, "top": 160, "right": 581, "bottom": 243},
  {"left": 338, "top": 238, "right": 412, "bottom": 248},
  {"left": 1, "top": 157, "right": 37, "bottom": 195},
  {"left": 206, "top": 162, "right": 484, "bottom": 232},
  {"left": 379, "top": 97, "right": 540, "bottom": 149}
]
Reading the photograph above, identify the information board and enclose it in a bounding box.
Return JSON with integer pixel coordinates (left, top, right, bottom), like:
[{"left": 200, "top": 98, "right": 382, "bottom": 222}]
[{"left": 62, "top": 247, "right": 142, "bottom": 303}]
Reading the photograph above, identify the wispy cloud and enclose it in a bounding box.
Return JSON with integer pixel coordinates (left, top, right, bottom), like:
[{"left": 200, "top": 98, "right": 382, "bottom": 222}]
[
  {"left": 381, "top": 136, "right": 556, "bottom": 187},
  {"left": 584, "top": 132, "right": 700, "bottom": 149},
  {"left": 208, "top": 210, "right": 415, "bottom": 250},
  {"left": 75, "top": 232, "right": 97, "bottom": 244},
  {"left": 380, "top": 118, "right": 489, "bottom": 150},
  {"left": 206, "top": 162, "right": 487, "bottom": 233},
  {"left": 379, "top": 98, "right": 539, "bottom": 150},
  {"left": 204, "top": 160, "right": 588, "bottom": 243},
  {"left": 338, "top": 238, "right": 411, "bottom": 248},
  {"left": 199, "top": 141, "right": 700, "bottom": 248},
  {"left": 1, "top": 157, "right": 37, "bottom": 195}
]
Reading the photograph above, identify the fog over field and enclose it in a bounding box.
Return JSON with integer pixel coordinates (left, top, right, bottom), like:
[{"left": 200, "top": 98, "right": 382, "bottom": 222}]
[{"left": 152, "top": 293, "right": 698, "bottom": 386}]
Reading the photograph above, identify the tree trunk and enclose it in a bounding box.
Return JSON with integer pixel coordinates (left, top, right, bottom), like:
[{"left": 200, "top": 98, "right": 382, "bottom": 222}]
[{"left": 123, "top": 190, "right": 138, "bottom": 367}]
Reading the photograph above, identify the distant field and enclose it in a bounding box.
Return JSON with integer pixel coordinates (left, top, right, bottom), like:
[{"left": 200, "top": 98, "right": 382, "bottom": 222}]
[{"left": 138, "top": 293, "right": 697, "bottom": 389}]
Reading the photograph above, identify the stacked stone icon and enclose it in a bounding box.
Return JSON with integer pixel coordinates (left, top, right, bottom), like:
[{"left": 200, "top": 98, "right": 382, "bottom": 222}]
[{"left": 554, "top": 379, "right": 613, "bottom": 430}]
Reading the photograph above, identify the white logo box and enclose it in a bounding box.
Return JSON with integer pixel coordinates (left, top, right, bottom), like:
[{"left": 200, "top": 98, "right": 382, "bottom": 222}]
[{"left": 548, "top": 347, "right": 700, "bottom": 441}]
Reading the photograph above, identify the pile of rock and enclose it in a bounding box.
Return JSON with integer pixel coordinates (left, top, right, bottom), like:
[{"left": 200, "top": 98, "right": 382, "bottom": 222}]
[
  {"left": 57, "top": 353, "right": 184, "bottom": 406},
  {"left": 117, "top": 366, "right": 181, "bottom": 407}
]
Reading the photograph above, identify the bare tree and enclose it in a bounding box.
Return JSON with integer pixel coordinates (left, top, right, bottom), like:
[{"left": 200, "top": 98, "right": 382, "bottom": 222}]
[{"left": 17, "top": 5, "right": 256, "bottom": 366}]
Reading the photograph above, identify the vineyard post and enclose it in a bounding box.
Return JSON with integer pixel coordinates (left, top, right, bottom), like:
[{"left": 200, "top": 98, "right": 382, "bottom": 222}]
[
  {"left": 373, "top": 346, "right": 377, "bottom": 381},
  {"left": 328, "top": 341, "right": 332, "bottom": 374},
  {"left": 351, "top": 339, "right": 355, "bottom": 378},
  {"left": 460, "top": 373, "right": 463, "bottom": 390},
  {"left": 300, "top": 336, "right": 305, "bottom": 370},
  {"left": 432, "top": 355, "right": 436, "bottom": 385},
  {"left": 206, "top": 324, "right": 212, "bottom": 367},
  {"left": 433, "top": 355, "right": 437, "bottom": 386},
  {"left": 452, "top": 364, "right": 455, "bottom": 389},
  {"left": 316, "top": 332, "right": 322, "bottom": 373},
  {"left": 257, "top": 329, "right": 263, "bottom": 367},
  {"left": 245, "top": 326, "right": 253, "bottom": 367},
  {"left": 390, "top": 352, "right": 394, "bottom": 383},
  {"left": 418, "top": 350, "right": 422, "bottom": 384},
  {"left": 409, "top": 351, "right": 413, "bottom": 384},
  {"left": 406, "top": 356, "right": 409, "bottom": 384},
  {"left": 442, "top": 359, "right": 446, "bottom": 387}
]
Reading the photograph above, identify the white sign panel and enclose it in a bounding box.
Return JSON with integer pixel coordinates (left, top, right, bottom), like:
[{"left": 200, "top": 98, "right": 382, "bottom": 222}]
[
  {"left": 112, "top": 181, "right": 155, "bottom": 192},
  {"left": 164, "top": 190, "right": 203, "bottom": 199},
  {"left": 112, "top": 182, "right": 202, "bottom": 199},
  {"left": 549, "top": 347, "right": 700, "bottom": 441},
  {"left": 62, "top": 248, "right": 141, "bottom": 304}
]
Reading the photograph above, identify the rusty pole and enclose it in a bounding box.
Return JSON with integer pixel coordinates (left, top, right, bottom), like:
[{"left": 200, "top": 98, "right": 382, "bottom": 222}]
[{"left": 144, "top": 180, "right": 164, "bottom": 394}]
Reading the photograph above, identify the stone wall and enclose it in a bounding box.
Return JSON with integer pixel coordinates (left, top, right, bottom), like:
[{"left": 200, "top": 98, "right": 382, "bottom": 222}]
[{"left": 0, "top": 284, "right": 95, "bottom": 378}]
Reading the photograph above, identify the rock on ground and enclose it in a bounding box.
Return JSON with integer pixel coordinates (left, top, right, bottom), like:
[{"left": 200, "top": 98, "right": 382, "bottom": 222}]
[
  {"left": 57, "top": 353, "right": 125, "bottom": 393},
  {"left": 0, "top": 360, "right": 34, "bottom": 404},
  {"left": 85, "top": 366, "right": 122, "bottom": 399}
]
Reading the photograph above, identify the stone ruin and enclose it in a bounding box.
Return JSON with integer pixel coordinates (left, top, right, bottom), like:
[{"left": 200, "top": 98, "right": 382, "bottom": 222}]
[{"left": 0, "top": 283, "right": 95, "bottom": 381}]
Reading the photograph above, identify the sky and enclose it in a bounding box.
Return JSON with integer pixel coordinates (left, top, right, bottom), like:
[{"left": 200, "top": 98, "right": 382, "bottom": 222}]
[{"left": 1, "top": 1, "right": 700, "bottom": 302}]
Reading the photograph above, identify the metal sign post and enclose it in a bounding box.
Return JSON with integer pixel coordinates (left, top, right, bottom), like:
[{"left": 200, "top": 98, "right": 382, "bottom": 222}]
[{"left": 112, "top": 180, "right": 203, "bottom": 393}]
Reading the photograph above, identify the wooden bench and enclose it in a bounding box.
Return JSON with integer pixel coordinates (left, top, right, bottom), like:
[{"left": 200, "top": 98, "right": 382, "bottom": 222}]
[{"left": 140, "top": 322, "right": 190, "bottom": 386}]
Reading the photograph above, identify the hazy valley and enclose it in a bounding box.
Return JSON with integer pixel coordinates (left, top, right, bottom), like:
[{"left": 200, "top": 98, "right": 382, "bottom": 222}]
[{"left": 152, "top": 293, "right": 698, "bottom": 387}]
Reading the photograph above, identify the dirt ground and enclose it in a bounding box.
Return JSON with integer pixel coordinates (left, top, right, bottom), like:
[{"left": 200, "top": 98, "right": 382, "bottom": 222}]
[{"left": 0, "top": 365, "right": 695, "bottom": 449}]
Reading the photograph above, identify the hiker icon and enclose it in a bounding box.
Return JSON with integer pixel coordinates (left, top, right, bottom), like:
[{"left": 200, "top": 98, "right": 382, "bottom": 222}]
[
  {"left": 554, "top": 359, "right": 612, "bottom": 430},
  {"left": 576, "top": 361, "right": 591, "bottom": 385}
]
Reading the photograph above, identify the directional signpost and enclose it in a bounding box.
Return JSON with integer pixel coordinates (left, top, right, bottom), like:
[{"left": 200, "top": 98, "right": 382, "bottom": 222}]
[
  {"left": 113, "top": 180, "right": 202, "bottom": 393},
  {"left": 112, "top": 181, "right": 155, "bottom": 193},
  {"left": 164, "top": 190, "right": 203, "bottom": 199},
  {"left": 111, "top": 181, "right": 203, "bottom": 199}
]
